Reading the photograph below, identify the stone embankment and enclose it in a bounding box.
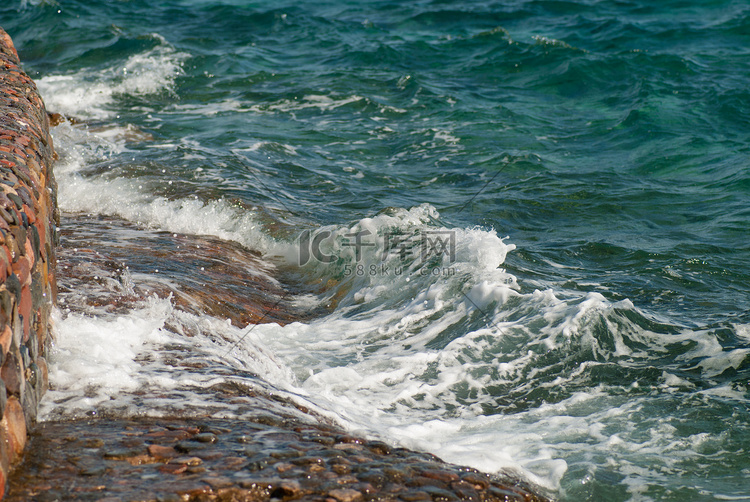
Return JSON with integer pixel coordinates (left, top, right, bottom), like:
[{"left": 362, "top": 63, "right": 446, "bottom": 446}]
[
  {"left": 0, "top": 27, "right": 58, "bottom": 498},
  {"left": 0, "top": 28, "right": 553, "bottom": 502}
]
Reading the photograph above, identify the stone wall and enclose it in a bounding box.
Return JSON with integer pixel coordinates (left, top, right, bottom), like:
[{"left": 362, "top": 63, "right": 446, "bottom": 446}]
[{"left": 0, "top": 27, "right": 58, "bottom": 497}]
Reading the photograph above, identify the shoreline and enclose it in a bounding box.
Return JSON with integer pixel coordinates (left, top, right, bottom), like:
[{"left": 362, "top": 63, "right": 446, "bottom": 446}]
[{"left": 0, "top": 27, "right": 553, "bottom": 501}]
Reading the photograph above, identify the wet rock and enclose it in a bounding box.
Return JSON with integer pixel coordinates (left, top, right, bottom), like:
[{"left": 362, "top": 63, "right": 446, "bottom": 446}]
[
  {"left": 332, "top": 463, "right": 351, "bottom": 475},
  {"left": 176, "top": 441, "right": 208, "bottom": 454},
  {"left": 449, "top": 481, "right": 479, "bottom": 501},
  {"left": 419, "top": 469, "right": 459, "bottom": 484},
  {"left": 356, "top": 470, "right": 385, "bottom": 487},
  {"left": 399, "top": 490, "right": 432, "bottom": 501},
  {"left": 5, "top": 418, "right": 553, "bottom": 501},
  {"left": 0, "top": 29, "right": 553, "bottom": 502},
  {"left": 193, "top": 432, "right": 218, "bottom": 443},
  {"left": 79, "top": 464, "right": 106, "bottom": 477},
  {"left": 148, "top": 444, "right": 178, "bottom": 460},
  {"left": 329, "top": 487, "right": 363, "bottom": 502},
  {"left": 159, "top": 463, "right": 187, "bottom": 475},
  {"left": 170, "top": 456, "right": 202, "bottom": 466},
  {"left": 156, "top": 495, "right": 183, "bottom": 502},
  {"left": 201, "top": 476, "right": 234, "bottom": 490},
  {"left": 3, "top": 396, "right": 25, "bottom": 459},
  {"left": 460, "top": 472, "right": 490, "bottom": 490},
  {"left": 82, "top": 438, "right": 104, "bottom": 449},
  {"left": 420, "top": 485, "right": 460, "bottom": 502},
  {"left": 102, "top": 447, "right": 143, "bottom": 460},
  {"left": 145, "top": 428, "right": 193, "bottom": 443}
]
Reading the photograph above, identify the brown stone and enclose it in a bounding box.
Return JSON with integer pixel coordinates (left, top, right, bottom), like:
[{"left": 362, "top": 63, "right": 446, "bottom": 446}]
[
  {"left": 275, "top": 462, "right": 295, "bottom": 473},
  {"left": 23, "top": 235, "right": 34, "bottom": 266},
  {"left": 158, "top": 463, "right": 187, "bottom": 475},
  {"left": 419, "top": 469, "right": 460, "bottom": 484},
  {"left": 273, "top": 479, "right": 303, "bottom": 498},
  {"left": 461, "top": 473, "right": 490, "bottom": 490},
  {"left": 179, "top": 486, "right": 213, "bottom": 498},
  {"left": 147, "top": 444, "right": 178, "bottom": 459},
  {"left": 201, "top": 476, "right": 234, "bottom": 490},
  {"left": 0, "top": 349, "right": 23, "bottom": 398},
  {"left": 194, "top": 432, "right": 218, "bottom": 443},
  {"left": 398, "top": 490, "right": 431, "bottom": 501},
  {"left": 3, "top": 396, "right": 26, "bottom": 461},
  {"left": 18, "top": 284, "right": 31, "bottom": 341},
  {"left": 0, "top": 463, "right": 5, "bottom": 499},
  {"left": 170, "top": 456, "right": 203, "bottom": 466},
  {"left": 450, "top": 481, "right": 479, "bottom": 501},
  {"left": 196, "top": 451, "right": 224, "bottom": 461},
  {"left": 34, "top": 356, "right": 48, "bottom": 395},
  {"left": 0, "top": 325, "right": 11, "bottom": 357},
  {"left": 125, "top": 454, "right": 155, "bottom": 466},
  {"left": 329, "top": 488, "right": 364, "bottom": 502},
  {"left": 221, "top": 456, "right": 246, "bottom": 468},
  {"left": 332, "top": 463, "right": 351, "bottom": 475}
]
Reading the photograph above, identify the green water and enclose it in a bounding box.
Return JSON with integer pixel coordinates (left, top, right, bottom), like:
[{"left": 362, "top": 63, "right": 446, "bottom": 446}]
[{"left": 2, "top": 0, "right": 750, "bottom": 499}]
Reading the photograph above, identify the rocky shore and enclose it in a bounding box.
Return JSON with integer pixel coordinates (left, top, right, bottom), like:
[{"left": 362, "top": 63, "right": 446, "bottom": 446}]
[
  {"left": 0, "top": 27, "right": 553, "bottom": 501},
  {"left": 9, "top": 416, "right": 551, "bottom": 502}
]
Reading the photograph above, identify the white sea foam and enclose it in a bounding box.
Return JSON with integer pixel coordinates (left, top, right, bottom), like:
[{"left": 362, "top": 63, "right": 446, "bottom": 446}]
[
  {"left": 254, "top": 94, "right": 365, "bottom": 113},
  {"left": 48, "top": 122, "right": 277, "bottom": 262},
  {"left": 42, "top": 298, "right": 302, "bottom": 420},
  {"left": 36, "top": 36, "right": 186, "bottom": 120},
  {"left": 44, "top": 298, "right": 176, "bottom": 416}
]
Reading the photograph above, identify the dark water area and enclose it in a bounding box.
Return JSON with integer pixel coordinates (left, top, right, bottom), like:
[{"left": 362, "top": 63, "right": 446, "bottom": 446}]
[{"left": 2, "top": 0, "right": 749, "bottom": 500}]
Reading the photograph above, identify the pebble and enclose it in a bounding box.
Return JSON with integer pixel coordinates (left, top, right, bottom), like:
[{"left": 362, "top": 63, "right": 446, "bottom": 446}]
[
  {"left": 158, "top": 464, "right": 188, "bottom": 476},
  {"left": 193, "top": 432, "right": 218, "bottom": 443},
  {"left": 170, "top": 456, "right": 202, "bottom": 466},
  {"left": 329, "top": 487, "right": 363, "bottom": 502},
  {"left": 148, "top": 444, "right": 178, "bottom": 459}
]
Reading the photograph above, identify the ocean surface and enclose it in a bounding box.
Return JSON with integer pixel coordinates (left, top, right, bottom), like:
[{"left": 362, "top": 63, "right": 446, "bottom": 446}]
[{"left": 3, "top": 0, "right": 750, "bottom": 500}]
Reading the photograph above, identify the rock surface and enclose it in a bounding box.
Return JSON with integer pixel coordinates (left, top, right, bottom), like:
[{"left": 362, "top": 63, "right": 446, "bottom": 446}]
[
  {"left": 8, "top": 416, "right": 552, "bottom": 502},
  {"left": 0, "top": 26, "right": 58, "bottom": 494}
]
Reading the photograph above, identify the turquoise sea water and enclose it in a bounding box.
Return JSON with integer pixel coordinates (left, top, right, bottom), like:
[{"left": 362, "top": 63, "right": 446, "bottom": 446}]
[{"left": 2, "top": 1, "right": 750, "bottom": 500}]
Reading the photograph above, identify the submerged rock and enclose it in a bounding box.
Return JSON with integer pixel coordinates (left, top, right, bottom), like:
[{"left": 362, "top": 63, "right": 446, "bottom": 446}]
[{"left": 8, "top": 416, "right": 553, "bottom": 501}]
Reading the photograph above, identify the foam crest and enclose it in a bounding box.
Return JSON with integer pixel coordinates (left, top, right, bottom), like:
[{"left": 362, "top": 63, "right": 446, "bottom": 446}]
[
  {"left": 48, "top": 122, "right": 275, "bottom": 255},
  {"left": 36, "top": 36, "right": 186, "bottom": 120},
  {"left": 245, "top": 237, "right": 749, "bottom": 493},
  {"left": 279, "top": 206, "right": 517, "bottom": 311}
]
